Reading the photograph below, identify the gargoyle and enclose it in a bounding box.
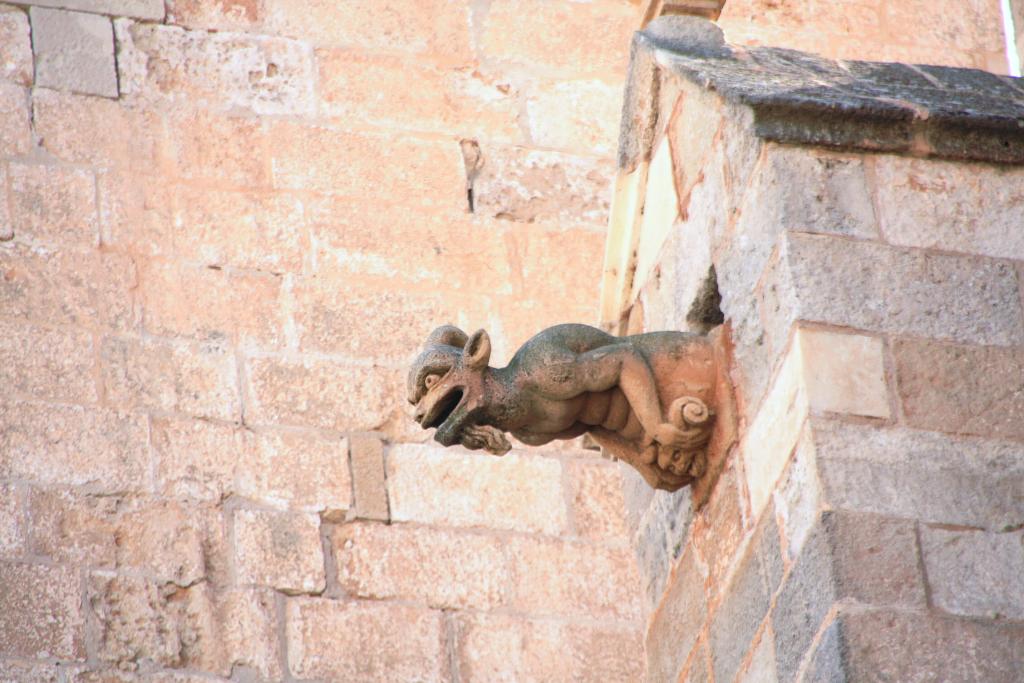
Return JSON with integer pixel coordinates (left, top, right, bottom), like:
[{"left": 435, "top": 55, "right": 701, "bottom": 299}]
[{"left": 407, "top": 323, "right": 720, "bottom": 491}]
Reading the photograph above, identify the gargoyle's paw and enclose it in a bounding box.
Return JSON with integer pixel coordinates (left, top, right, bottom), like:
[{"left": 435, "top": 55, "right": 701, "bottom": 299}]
[{"left": 461, "top": 424, "right": 511, "bottom": 456}]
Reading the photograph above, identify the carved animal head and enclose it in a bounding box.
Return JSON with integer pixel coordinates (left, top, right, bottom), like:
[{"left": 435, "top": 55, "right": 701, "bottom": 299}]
[{"left": 407, "top": 325, "right": 511, "bottom": 454}]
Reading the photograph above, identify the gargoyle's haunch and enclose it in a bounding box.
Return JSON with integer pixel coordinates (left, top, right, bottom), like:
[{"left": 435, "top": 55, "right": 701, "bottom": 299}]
[{"left": 408, "top": 323, "right": 719, "bottom": 491}]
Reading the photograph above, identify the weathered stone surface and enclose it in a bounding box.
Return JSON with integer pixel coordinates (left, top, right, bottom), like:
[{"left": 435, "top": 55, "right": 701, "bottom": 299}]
[
  {"left": 101, "top": 336, "right": 240, "bottom": 420},
  {"left": 333, "top": 523, "right": 509, "bottom": 610},
  {"left": 0, "top": 400, "right": 148, "bottom": 492},
  {"left": 27, "top": 488, "right": 118, "bottom": 567},
  {"left": 773, "top": 431, "right": 820, "bottom": 561},
  {"left": 115, "top": 501, "right": 224, "bottom": 586},
  {"left": 268, "top": 121, "right": 465, "bottom": 209},
  {"left": 14, "top": 0, "right": 163, "bottom": 19},
  {"left": 456, "top": 613, "right": 643, "bottom": 683},
  {"left": 387, "top": 444, "right": 568, "bottom": 535},
  {"left": 264, "top": 0, "right": 473, "bottom": 62},
  {"left": 89, "top": 574, "right": 221, "bottom": 672},
  {"left": 166, "top": 0, "right": 258, "bottom": 31},
  {"left": 526, "top": 79, "right": 623, "bottom": 155},
  {"left": 139, "top": 260, "right": 284, "bottom": 346},
  {"left": 233, "top": 509, "right": 324, "bottom": 594},
  {"left": 217, "top": 588, "right": 281, "bottom": 680},
  {"left": 645, "top": 549, "right": 706, "bottom": 682},
  {"left": 116, "top": 21, "right": 314, "bottom": 115},
  {"left": 633, "top": 485, "right": 694, "bottom": 609},
  {"left": 893, "top": 339, "right": 1024, "bottom": 442},
  {"left": 712, "top": 536, "right": 770, "bottom": 683},
  {"left": 506, "top": 535, "right": 641, "bottom": 621},
  {"left": 151, "top": 418, "right": 243, "bottom": 501},
  {"left": 812, "top": 419, "right": 1024, "bottom": 531},
  {"left": 286, "top": 598, "right": 446, "bottom": 682},
  {"left": 873, "top": 155, "right": 1024, "bottom": 260},
  {"left": 0, "top": 660, "right": 63, "bottom": 683},
  {"left": 239, "top": 430, "right": 351, "bottom": 514},
  {"left": 0, "top": 243, "right": 136, "bottom": 331},
  {"left": 349, "top": 434, "right": 389, "bottom": 522},
  {"left": 244, "top": 356, "right": 398, "bottom": 432},
  {"left": 0, "top": 320, "right": 96, "bottom": 402},
  {"left": 919, "top": 527, "right": 1024, "bottom": 620},
  {"left": 746, "top": 147, "right": 879, "bottom": 239},
  {"left": 0, "top": 6, "right": 32, "bottom": 85},
  {"left": 798, "top": 329, "right": 889, "bottom": 419},
  {"left": 471, "top": 145, "right": 612, "bottom": 225},
  {"left": 0, "top": 82, "right": 30, "bottom": 156},
  {"left": 31, "top": 7, "right": 117, "bottom": 97},
  {"left": 0, "top": 562, "right": 84, "bottom": 659},
  {"left": 773, "top": 232, "right": 1023, "bottom": 346},
  {"left": 690, "top": 464, "right": 742, "bottom": 593},
  {"left": 0, "top": 483, "right": 23, "bottom": 556},
  {"left": 837, "top": 610, "right": 1024, "bottom": 682},
  {"left": 9, "top": 164, "right": 99, "bottom": 247},
  {"left": 739, "top": 629, "right": 780, "bottom": 683},
  {"left": 482, "top": 0, "right": 633, "bottom": 78},
  {"left": 801, "top": 620, "right": 844, "bottom": 683},
  {"left": 567, "top": 460, "right": 628, "bottom": 540},
  {"left": 317, "top": 49, "right": 520, "bottom": 141}
]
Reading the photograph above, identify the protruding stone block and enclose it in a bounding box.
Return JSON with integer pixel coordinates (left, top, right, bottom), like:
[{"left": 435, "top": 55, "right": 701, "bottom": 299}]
[
  {"left": 349, "top": 434, "right": 389, "bottom": 522},
  {"left": 233, "top": 509, "right": 324, "bottom": 594},
  {"left": 30, "top": 7, "right": 117, "bottom": 98}
]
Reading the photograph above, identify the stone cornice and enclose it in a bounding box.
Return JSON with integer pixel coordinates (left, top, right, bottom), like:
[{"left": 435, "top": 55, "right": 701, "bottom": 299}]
[{"left": 620, "top": 16, "right": 1024, "bottom": 168}]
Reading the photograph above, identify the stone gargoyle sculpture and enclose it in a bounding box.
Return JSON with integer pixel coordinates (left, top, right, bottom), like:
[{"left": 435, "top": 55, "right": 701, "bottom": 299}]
[{"left": 408, "top": 323, "right": 721, "bottom": 491}]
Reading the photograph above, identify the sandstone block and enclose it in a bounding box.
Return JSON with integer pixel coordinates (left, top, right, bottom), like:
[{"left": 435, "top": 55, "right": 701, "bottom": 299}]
[
  {"left": 0, "top": 400, "right": 148, "bottom": 492},
  {"left": 0, "top": 482, "right": 23, "bottom": 556},
  {"left": 455, "top": 613, "right": 643, "bottom": 683},
  {"left": 525, "top": 79, "right": 623, "bottom": 155},
  {"left": 709, "top": 533, "right": 774, "bottom": 683},
  {"left": 139, "top": 260, "right": 284, "bottom": 347},
  {"left": 633, "top": 486, "right": 693, "bottom": 608},
  {"left": 742, "top": 338, "right": 808, "bottom": 517},
  {"left": 244, "top": 356, "right": 399, "bottom": 432},
  {"left": 116, "top": 21, "right": 314, "bottom": 115},
  {"left": 16, "top": 0, "right": 163, "bottom": 19},
  {"left": 0, "top": 660, "right": 62, "bottom": 683},
  {"left": 773, "top": 232, "right": 1024, "bottom": 346},
  {"left": 89, "top": 574, "right": 222, "bottom": 673},
  {"left": 27, "top": 488, "right": 118, "bottom": 567},
  {"left": 333, "top": 523, "right": 509, "bottom": 610},
  {"left": 506, "top": 535, "right": 641, "bottom": 621},
  {"left": 349, "top": 434, "right": 388, "bottom": 522},
  {"left": 316, "top": 49, "right": 520, "bottom": 141},
  {"left": 0, "top": 6, "right": 32, "bottom": 85},
  {"left": 286, "top": 598, "right": 446, "bottom": 682},
  {"left": 567, "top": 460, "right": 627, "bottom": 540},
  {"left": 690, "top": 464, "right": 743, "bottom": 593},
  {"left": 10, "top": 164, "right": 98, "bottom": 247},
  {"left": 0, "top": 166, "right": 9, "bottom": 242},
  {"left": 238, "top": 430, "right": 351, "bottom": 514},
  {"left": 748, "top": 146, "right": 879, "bottom": 239},
  {"left": 264, "top": 0, "right": 472, "bottom": 63},
  {"left": 31, "top": 7, "right": 117, "bottom": 97},
  {"left": 0, "top": 562, "right": 84, "bottom": 659},
  {"left": 0, "top": 82, "right": 30, "bottom": 156},
  {"left": 386, "top": 444, "right": 568, "bottom": 535},
  {"left": 165, "top": 109, "right": 269, "bottom": 189},
  {"left": 233, "top": 509, "right": 324, "bottom": 594},
  {"left": 0, "top": 243, "right": 136, "bottom": 331},
  {"left": 151, "top": 417, "right": 244, "bottom": 501},
  {"left": 837, "top": 610, "right": 1024, "bottom": 682},
  {"left": 893, "top": 338, "right": 1024, "bottom": 442},
  {"left": 101, "top": 336, "right": 240, "bottom": 420},
  {"left": 0, "top": 320, "right": 96, "bottom": 402},
  {"left": 645, "top": 550, "right": 706, "bottom": 683},
  {"left": 738, "top": 629, "right": 779, "bottom": 683},
  {"left": 166, "top": 0, "right": 259, "bottom": 31},
  {"left": 812, "top": 418, "right": 1024, "bottom": 531},
  {"left": 114, "top": 501, "right": 222, "bottom": 586},
  {"left": 798, "top": 328, "right": 889, "bottom": 418},
  {"left": 482, "top": 0, "right": 633, "bottom": 78},
  {"left": 919, "top": 527, "right": 1024, "bottom": 620},
  {"left": 773, "top": 431, "right": 821, "bottom": 561},
  {"left": 175, "top": 187, "right": 306, "bottom": 273},
  {"left": 33, "top": 89, "right": 164, "bottom": 172},
  {"left": 97, "top": 170, "right": 177, "bottom": 254},
  {"left": 470, "top": 144, "right": 612, "bottom": 225},
  {"left": 217, "top": 588, "right": 281, "bottom": 680},
  {"left": 873, "top": 155, "right": 1024, "bottom": 260},
  {"left": 268, "top": 122, "right": 465, "bottom": 209}
]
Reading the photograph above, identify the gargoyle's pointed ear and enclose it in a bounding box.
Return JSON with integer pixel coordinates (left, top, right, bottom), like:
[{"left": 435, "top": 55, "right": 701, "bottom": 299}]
[{"left": 464, "top": 329, "right": 491, "bottom": 369}]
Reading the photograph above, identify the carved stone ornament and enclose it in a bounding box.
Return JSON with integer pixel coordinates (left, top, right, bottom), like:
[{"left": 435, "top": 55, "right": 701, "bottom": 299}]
[{"left": 408, "top": 323, "right": 721, "bottom": 491}]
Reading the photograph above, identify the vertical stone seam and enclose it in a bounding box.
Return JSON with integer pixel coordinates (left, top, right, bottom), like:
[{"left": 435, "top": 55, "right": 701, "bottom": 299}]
[
  {"left": 879, "top": 335, "right": 904, "bottom": 426},
  {"left": 443, "top": 609, "right": 462, "bottom": 683},
  {"left": 274, "top": 591, "right": 295, "bottom": 682},
  {"left": 861, "top": 154, "right": 890, "bottom": 245},
  {"left": 913, "top": 521, "right": 937, "bottom": 610},
  {"left": 558, "top": 457, "right": 578, "bottom": 537},
  {"left": 319, "top": 519, "right": 340, "bottom": 598}
]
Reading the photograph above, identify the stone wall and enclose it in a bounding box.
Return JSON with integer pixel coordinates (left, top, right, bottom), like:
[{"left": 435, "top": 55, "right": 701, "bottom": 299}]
[
  {"left": 611, "top": 18, "right": 1024, "bottom": 682},
  {"left": 0, "top": 2, "right": 648, "bottom": 681}
]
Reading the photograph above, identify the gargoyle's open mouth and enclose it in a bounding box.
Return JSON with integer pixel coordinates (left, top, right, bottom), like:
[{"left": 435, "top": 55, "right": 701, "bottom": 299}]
[{"left": 423, "top": 388, "right": 464, "bottom": 430}]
